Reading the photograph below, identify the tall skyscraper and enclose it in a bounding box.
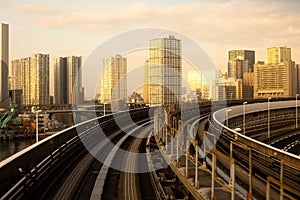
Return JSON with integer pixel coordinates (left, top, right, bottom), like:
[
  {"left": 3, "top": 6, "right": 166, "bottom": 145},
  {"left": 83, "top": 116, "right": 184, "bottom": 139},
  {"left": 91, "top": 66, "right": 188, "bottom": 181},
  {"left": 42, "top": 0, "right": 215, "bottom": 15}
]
[
  {"left": 254, "top": 46, "right": 296, "bottom": 98},
  {"left": 54, "top": 57, "right": 68, "bottom": 104},
  {"left": 0, "top": 23, "right": 9, "bottom": 109},
  {"left": 67, "top": 56, "right": 83, "bottom": 105},
  {"left": 228, "top": 50, "right": 255, "bottom": 80},
  {"left": 100, "top": 55, "right": 127, "bottom": 110},
  {"left": 11, "top": 58, "right": 29, "bottom": 104},
  {"left": 266, "top": 46, "right": 291, "bottom": 64},
  {"left": 54, "top": 56, "right": 83, "bottom": 105},
  {"left": 144, "top": 35, "right": 182, "bottom": 106},
  {"left": 11, "top": 54, "right": 50, "bottom": 105}
]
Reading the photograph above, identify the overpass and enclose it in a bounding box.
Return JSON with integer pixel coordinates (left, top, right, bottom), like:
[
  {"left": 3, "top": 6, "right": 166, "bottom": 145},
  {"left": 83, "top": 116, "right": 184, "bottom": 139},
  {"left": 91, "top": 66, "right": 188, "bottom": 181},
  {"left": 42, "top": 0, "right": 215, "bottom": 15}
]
[{"left": 0, "top": 101, "right": 299, "bottom": 199}]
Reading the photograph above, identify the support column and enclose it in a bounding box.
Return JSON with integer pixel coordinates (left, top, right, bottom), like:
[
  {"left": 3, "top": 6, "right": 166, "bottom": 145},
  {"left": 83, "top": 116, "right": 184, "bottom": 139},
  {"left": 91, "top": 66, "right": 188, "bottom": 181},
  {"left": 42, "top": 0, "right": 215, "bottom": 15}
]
[
  {"left": 230, "top": 159, "right": 235, "bottom": 200},
  {"left": 211, "top": 151, "right": 216, "bottom": 200},
  {"left": 186, "top": 139, "right": 189, "bottom": 178},
  {"left": 195, "top": 140, "right": 199, "bottom": 188},
  {"left": 280, "top": 161, "right": 284, "bottom": 200}
]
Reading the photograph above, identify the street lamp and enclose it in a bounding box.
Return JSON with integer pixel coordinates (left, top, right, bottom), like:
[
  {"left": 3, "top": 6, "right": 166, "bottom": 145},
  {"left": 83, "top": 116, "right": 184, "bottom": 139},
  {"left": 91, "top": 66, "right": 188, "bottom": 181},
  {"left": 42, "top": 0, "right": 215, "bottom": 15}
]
[
  {"left": 243, "top": 102, "right": 247, "bottom": 135},
  {"left": 31, "top": 106, "right": 42, "bottom": 143},
  {"left": 103, "top": 102, "right": 107, "bottom": 116},
  {"left": 296, "top": 94, "right": 299, "bottom": 129},
  {"left": 226, "top": 109, "right": 232, "bottom": 127},
  {"left": 103, "top": 103, "right": 106, "bottom": 116},
  {"left": 267, "top": 97, "right": 272, "bottom": 139}
]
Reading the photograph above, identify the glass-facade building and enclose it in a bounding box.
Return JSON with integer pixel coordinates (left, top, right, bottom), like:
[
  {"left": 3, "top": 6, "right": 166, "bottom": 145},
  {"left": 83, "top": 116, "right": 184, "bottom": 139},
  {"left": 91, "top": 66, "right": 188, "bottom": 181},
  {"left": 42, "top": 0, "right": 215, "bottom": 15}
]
[
  {"left": 228, "top": 50, "right": 255, "bottom": 80},
  {"left": 67, "top": 56, "right": 83, "bottom": 105},
  {"left": 144, "top": 35, "right": 182, "bottom": 106},
  {"left": 100, "top": 55, "right": 127, "bottom": 111},
  {"left": 54, "top": 57, "right": 68, "bottom": 104}
]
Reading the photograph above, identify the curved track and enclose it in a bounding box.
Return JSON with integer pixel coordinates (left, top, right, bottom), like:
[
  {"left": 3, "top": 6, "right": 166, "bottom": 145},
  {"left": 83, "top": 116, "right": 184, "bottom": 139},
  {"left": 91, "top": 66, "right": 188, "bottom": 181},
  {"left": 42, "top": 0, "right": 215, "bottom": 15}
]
[
  {"left": 47, "top": 120, "right": 156, "bottom": 199},
  {"left": 0, "top": 108, "right": 155, "bottom": 200}
]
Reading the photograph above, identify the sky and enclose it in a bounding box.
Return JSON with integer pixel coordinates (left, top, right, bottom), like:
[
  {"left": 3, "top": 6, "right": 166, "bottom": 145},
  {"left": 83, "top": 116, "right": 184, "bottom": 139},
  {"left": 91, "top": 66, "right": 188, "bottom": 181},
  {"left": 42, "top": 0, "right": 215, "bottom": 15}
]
[{"left": 1, "top": 0, "right": 300, "bottom": 98}]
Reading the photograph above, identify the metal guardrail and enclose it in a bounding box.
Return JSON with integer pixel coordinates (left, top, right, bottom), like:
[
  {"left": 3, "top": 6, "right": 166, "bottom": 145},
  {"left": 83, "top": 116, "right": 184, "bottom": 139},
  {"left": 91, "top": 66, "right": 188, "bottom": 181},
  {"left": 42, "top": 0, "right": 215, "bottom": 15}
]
[{"left": 212, "top": 101, "right": 300, "bottom": 164}]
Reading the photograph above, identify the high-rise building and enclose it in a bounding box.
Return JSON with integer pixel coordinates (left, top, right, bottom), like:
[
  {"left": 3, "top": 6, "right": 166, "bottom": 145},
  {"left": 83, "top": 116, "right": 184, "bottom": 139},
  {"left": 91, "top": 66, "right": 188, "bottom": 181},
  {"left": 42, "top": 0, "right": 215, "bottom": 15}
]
[
  {"left": 228, "top": 50, "right": 255, "bottom": 80},
  {"left": 11, "top": 58, "right": 28, "bottom": 104},
  {"left": 100, "top": 55, "right": 127, "bottom": 111},
  {"left": 11, "top": 54, "right": 50, "bottom": 105},
  {"left": 54, "top": 56, "right": 84, "bottom": 105},
  {"left": 144, "top": 35, "right": 182, "bottom": 106},
  {"left": 0, "top": 23, "right": 9, "bottom": 109},
  {"left": 54, "top": 57, "right": 68, "bottom": 104},
  {"left": 67, "top": 56, "right": 83, "bottom": 105},
  {"left": 266, "top": 46, "right": 291, "bottom": 64},
  {"left": 254, "top": 46, "right": 296, "bottom": 98}
]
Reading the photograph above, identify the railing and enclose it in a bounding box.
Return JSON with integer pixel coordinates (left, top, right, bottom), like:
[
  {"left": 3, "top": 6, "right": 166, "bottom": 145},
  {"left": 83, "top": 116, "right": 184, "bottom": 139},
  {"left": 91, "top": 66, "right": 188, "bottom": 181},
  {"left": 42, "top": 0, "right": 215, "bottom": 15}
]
[{"left": 212, "top": 100, "right": 300, "bottom": 163}]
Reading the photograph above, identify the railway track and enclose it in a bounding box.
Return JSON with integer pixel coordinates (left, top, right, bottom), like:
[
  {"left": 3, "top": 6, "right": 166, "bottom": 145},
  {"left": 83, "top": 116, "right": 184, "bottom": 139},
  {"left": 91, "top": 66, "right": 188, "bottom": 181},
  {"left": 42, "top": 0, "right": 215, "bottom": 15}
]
[
  {"left": 100, "top": 122, "right": 155, "bottom": 200},
  {"left": 46, "top": 120, "right": 153, "bottom": 199},
  {"left": 1, "top": 108, "right": 153, "bottom": 199}
]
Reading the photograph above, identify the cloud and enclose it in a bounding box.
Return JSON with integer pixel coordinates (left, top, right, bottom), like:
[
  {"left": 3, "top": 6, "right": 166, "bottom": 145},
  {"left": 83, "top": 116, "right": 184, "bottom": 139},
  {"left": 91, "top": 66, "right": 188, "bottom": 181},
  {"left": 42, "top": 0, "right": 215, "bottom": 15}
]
[
  {"left": 0, "top": 1, "right": 67, "bottom": 15},
  {"left": 3, "top": 0, "right": 300, "bottom": 65},
  {"left": 28, "top": 1, "right": 300, "bottom": 40},
  {"left": 3, "top": 0, "right": 300, "bottom": 98}
]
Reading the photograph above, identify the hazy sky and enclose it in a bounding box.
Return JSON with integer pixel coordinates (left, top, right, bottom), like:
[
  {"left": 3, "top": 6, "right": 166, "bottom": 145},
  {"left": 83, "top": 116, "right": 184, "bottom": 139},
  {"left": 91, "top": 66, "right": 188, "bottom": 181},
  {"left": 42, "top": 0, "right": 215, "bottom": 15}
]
[{"left": 1, "top": 0, "right": 300, "bottom": 98}]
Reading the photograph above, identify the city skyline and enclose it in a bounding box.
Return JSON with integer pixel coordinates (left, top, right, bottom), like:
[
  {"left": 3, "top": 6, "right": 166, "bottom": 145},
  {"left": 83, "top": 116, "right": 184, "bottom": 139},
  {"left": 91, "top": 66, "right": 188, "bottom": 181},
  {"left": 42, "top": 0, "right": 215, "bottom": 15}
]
[
  {"left": 1, "top": 0, "right": 300, "bottom": 98},
  {"left": 7, "top": 40, "right": 300, "bottom": 104}
]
